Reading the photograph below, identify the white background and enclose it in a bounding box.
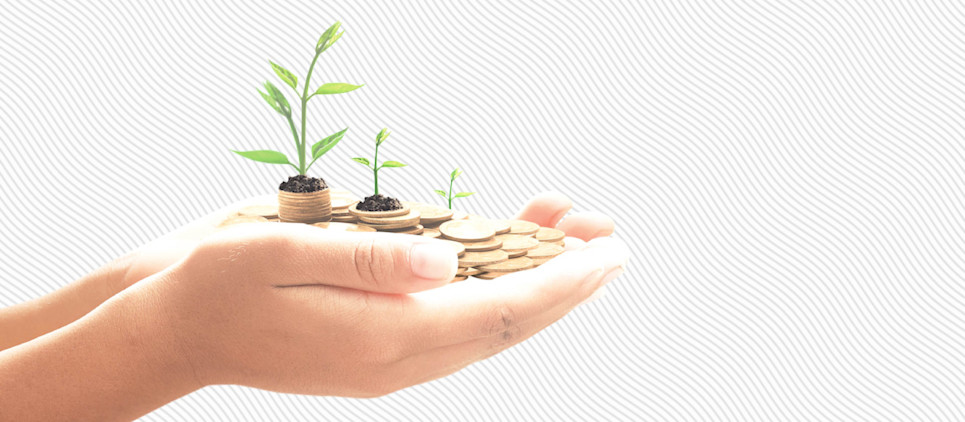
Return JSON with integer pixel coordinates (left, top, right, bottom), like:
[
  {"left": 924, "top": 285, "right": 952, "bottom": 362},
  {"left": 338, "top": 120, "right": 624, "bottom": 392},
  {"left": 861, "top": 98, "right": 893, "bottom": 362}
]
[{"left": 2, "top": 1, "right": 965, "bottom": 420}]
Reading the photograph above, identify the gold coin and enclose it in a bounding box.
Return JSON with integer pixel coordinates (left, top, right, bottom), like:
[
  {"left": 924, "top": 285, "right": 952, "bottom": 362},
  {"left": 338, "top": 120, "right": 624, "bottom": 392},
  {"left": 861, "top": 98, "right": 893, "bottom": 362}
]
[
  {"left": 457, "top": 267, "right": 483, "bottom": 276},
  {"left": 451, "top": 275, "right": 468, "bottom": 283},
  {"left": 359, "top": 210, "right": 421, "bottom": 226},
  {"left": 527, "top": 242, "right": 564, "bottom": 259},
  {"left": 238, "top": 204, "right": 279, "bottom": 218},
  {"left": 498, "top": 235, "right": 539, "bottom": 251},
  {"left": 451, "top": 210, "right": 469, "bottom": 220},
  {"left": 422, "top": 220, "right": 445, "bottom": 229},
  {"left": 280, "top": 213, "right": 331, "bottom": 224},
  {"left": 331, "top": 215, "right": 359, "bottom": 223},
  {"left": 458, "top": 249, "right": 508, "bottom": 267},
  {"left": 474, "top": 272, "right": 506, "bottom": 280},
  {"left": 404, "top": 202, "right": 454, "bottom": 222},
  {"left": 381, "top": 225, "right": 424, "bottom": 235},
  {"left": 440, "top": 220, "right": 496, "bottom": 242},
  {"left": 530, "top": 257, "right": 552, "bottom": 266},
  {"left": 534, "top": 227, "right": 565, "bottom": 243},
  {"left": 422, "top": 228, "right": 441, "bottom": 238},
  {"left": 331, "top": 198, "right": 354, "bottom": 209},
  {"left": 219, "top": 215, "right": 269, "bottom": 227},
  {"left": 509, "top": 220, "right": 540, "bottom": 236},
  {"left": 505, "top": 249, "right": 528, "bottom": 258},
  {"left": 348, "top": 203, "right": 410, "bottom": 218},
  {"left": 360, "top": 221, "right": 419, "bottom": 231},
  {"left": 479, "top": 256, "right": 533, "bottom": 273},
  {"left": 488, "top": 219, "right": 512, "bottom": 234},
  {"left": 462, "top": 237, "right": 503, "bottom": 252},
  {"left": 311, "top": 222, "right": 377, "bottom": 232},
  {"left": 438, "top": 239, "right": 466, "bottom": 256}
]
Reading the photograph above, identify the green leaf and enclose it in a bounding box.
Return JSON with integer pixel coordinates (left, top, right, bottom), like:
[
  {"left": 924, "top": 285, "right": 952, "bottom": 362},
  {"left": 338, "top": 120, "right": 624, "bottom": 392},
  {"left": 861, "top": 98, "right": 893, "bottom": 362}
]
[
  {"left": 316, "top": 21, "right": 342, "bottom": 52},
  {"left": 455, "top": 192, "right": 476, "bottom": 198},
  {"left": 258, "top": 89, "right": 282, "bottom": 114},
  {"left": 270, "top": 61, "right": 298, "bottom": 90},
  {"left": 322, "top": 31, "right": 344, "bottom": 51},
  {"left": 450, "top": 168, "right": 463, "bottom": 180},
  {"left": 263, "top": 81, "right": 291, "bottom": 115},
  {"left": 231, "top": 149, "right": 291, "bottom": 165},
  {"left": 314, "top": 83, "right": 364, "bottom": 95},
  {"left": 381, "top": 160, "right": 406, "bottom": 168},
  {"left": 351, "top": 157, "right": 371, "bottom": 167},
  {"left": 312, "top": 128, "right": 348, "bottom": 159},
  {"left": 376, "top": 128, "right": 391, "bottom": 145},
  {"left": 434, "top": 190, "right": 448, "bottom": 198}
]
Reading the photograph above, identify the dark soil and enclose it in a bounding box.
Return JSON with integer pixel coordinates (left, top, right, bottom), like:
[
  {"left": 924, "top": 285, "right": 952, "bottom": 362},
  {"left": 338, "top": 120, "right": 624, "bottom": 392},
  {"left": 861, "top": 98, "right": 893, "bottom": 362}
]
[
  {"left": 357, "top": 194, "right": 403, "bottom": 211},
  {"left": 279, "top": 175, "right": 328, "bottom": 193}
]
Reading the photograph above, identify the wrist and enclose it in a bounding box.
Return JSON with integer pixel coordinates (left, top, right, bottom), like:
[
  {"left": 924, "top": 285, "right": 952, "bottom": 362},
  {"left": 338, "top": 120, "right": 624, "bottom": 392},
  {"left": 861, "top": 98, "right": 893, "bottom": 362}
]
[
  {"left": 120, "top": 272, "right": 207, "bottom": 393},
  {"left": 0, "top": 272, "right": 202, "bottom": 420}
]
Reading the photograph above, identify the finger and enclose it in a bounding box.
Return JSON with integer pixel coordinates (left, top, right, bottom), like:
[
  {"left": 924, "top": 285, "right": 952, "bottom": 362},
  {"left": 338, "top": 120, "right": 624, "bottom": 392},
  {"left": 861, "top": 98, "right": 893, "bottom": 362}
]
[
  {"left": 403, "top": 239, "right": 629, "bottom": 350},
  {"left": 555, "top": 211, "right": 615, "bottom": 241},
  {"left": 386, "top": 265, "right": 626, "bottom": 391},
  {"left": 513, "top": 191, "right": 573, "bottom": 227},
  {"left": 207, "top": 223, "right": 459, "bottom": 294}
]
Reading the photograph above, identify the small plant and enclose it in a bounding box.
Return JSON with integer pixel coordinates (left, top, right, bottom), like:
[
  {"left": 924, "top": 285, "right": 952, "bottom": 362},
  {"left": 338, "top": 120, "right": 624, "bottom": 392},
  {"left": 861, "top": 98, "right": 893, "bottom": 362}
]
[
  {"left": 435, "top": 168, "right": 475, "bottom": 209},
  {"left": 231, "top": 21, "right": 362, "bottom": 177},
  {"left": 351, "top": 128, "right": 407, "bottom": 196}
]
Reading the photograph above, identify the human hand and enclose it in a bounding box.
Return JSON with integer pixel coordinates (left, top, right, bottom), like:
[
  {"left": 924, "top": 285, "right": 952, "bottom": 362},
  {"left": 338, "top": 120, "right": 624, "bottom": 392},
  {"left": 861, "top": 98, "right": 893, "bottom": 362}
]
[
  {"left": 118, "top": 191, "right": 614, "bottom": 290},
  {"left": 126, "top": 196, "right": 626, "bottom": 397}
]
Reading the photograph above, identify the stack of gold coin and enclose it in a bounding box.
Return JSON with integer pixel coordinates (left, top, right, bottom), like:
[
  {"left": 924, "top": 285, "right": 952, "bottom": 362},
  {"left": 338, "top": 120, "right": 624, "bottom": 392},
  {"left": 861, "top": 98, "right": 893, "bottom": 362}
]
[{"left": 350, "top": 203, "right": 425, "bottom": 235}]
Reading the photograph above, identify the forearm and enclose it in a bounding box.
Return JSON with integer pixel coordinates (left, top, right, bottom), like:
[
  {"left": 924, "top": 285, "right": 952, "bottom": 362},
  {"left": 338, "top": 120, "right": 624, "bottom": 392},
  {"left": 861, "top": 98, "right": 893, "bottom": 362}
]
[
  {"left": 0, "top": 275, "right": 199, "bottom": 421},
  {"left": 0, "top": 254, "right": 133, "bottom": 351}
]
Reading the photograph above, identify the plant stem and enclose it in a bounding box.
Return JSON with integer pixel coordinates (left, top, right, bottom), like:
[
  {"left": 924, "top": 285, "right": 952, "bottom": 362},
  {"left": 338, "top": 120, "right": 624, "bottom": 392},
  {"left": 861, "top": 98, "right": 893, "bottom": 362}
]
[
  {"left": 448, "top": 176, "right": 455, "bottom": 209},
  {"left": 299, "top": 51, "right": 323, "bottom": 175},
  {"left": 373, "top": 142, "right": 380, "bottom": 195},
  {"left": 285, "top": 115, "right": 301, "bottom": 173}
]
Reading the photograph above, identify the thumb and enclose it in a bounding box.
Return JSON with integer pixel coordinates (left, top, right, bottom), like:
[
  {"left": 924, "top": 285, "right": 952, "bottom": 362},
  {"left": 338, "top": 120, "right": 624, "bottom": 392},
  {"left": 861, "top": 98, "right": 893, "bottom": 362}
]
[{"left": 266, "top": 224, "right": 459, "bottom": 294}]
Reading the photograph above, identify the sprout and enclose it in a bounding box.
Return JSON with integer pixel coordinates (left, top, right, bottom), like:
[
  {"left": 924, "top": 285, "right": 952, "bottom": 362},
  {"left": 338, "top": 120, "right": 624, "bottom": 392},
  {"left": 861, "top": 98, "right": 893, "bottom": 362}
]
[
  {"left": 435, "top": 168, "right": 475, "bottom": 209},
  {"left": 232, "top": 21, "right": 363, "bottom": 176},
  {"left": 352, "top": 128, "right": 407, "bottom": 195}
]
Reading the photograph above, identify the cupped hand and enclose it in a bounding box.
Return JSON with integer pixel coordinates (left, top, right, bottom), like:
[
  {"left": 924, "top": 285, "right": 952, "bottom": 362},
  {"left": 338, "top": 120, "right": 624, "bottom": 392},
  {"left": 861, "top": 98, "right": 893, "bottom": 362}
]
[
  {"left": 118, "top": 192, "right": 614, "bottom": 288},
  {"left": 126, "top": 193, "right": 626, "bottom": 397}
]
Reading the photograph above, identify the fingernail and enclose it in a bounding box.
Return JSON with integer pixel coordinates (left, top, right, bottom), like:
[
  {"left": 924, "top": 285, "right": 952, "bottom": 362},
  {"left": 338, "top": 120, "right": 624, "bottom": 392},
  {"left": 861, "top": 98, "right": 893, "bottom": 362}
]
[
  {"left": 579, "top": 285, "right": 608, "bottom": 306},
  {"left": 598, "top": 267, "right": 624, "bottom": 287},
  {"left": 410, "top": 243, "right": 457, "bottom": 280}
]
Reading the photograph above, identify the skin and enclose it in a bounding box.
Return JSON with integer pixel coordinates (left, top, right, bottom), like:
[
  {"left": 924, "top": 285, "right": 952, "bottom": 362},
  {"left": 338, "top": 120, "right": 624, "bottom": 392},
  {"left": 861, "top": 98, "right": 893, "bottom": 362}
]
[{"left": 0, "top": 192, "right": 626, "bottom": 421}]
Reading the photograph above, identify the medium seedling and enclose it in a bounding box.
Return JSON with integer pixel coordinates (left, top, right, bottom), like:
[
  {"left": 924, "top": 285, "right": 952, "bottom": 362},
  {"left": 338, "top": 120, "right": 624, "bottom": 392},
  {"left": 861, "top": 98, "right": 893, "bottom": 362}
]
[
  {"left": 435, "top": 168, "right": 475, "bottom": 209},
  {"left": 352, "top": 128, "right": 407, "bottom": 195},
  {"left": 231, "top": 21, "right": 362, "bottom": 176}
]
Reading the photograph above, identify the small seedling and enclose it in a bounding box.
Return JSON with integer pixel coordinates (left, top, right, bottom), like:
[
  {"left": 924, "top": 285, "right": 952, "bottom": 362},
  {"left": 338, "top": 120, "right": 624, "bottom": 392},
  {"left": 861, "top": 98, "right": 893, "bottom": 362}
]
[
  {"left": 352, "top": 128, "right": 407, "bottom": 195},
  {"left": 231, "top": 21, "right": 362, "bottom": 176},
  {"left": 435, "top": 168, "right": 475, "bottom": 209}
]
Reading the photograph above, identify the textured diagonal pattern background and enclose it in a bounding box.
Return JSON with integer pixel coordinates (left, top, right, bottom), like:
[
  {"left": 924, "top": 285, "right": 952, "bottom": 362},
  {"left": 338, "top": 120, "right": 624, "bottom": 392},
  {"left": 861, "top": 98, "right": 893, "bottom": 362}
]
[{"left": 2, "top": 1, "right": 965, "bottom": 420}]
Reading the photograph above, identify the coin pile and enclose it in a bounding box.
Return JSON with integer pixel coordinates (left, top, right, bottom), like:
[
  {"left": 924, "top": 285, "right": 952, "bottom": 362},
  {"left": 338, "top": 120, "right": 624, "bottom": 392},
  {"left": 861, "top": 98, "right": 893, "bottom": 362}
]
[
  {"left": 349, "top": 203, "right": 425, "bottom": 235},
  {"left": 437, "top": 218, "right": 565, "bottom": 282},
  {"left": 222, "top": 196, "right": 567, "bottom": 283}
]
